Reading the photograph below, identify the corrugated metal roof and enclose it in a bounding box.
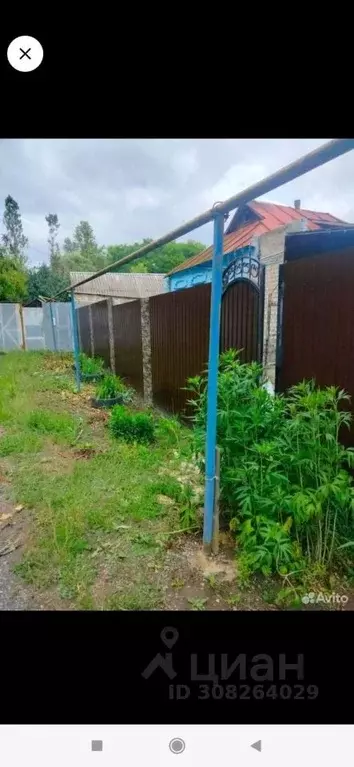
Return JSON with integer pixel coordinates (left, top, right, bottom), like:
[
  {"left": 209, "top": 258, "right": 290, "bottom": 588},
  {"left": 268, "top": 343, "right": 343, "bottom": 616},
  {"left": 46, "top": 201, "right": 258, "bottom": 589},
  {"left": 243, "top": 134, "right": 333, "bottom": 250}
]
[
  {"left": 249, "top": 201, "right": 344, "bottom": 230},
  {"left": 168, "top": 201, "right": 346, "bottom": 275},
  {"left": 70, "top": 272, "right": 165, "bottom": 298},
  {"left": 169, "top": 222, "right": 270, "bottom": 273}
]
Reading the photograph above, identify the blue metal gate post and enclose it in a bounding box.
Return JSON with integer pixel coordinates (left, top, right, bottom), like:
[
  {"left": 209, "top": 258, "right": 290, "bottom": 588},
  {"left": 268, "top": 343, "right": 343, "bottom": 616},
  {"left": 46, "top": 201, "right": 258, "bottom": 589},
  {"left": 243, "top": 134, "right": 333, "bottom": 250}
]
[
  {"left": 203, "top": 209, "right": 224, "bottom": 551},
  {"left": 49, "top": 301, "right": 57, "bottom": 353},
  {"left": 70, "top": 289, "right": 81, "bottom": 392}
]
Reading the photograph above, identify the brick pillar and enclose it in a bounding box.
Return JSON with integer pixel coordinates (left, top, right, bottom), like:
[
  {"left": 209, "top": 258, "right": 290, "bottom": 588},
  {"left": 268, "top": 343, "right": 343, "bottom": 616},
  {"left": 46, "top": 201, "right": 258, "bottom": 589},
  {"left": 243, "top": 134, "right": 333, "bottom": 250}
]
[
  {"left": 107, "top": 298, "right": 116, "bottom": 373},
  {"left": 140, "top": 298, "right": 152, "bottom": 405},
  {"left": 259, "top": 221, "right": 307, "bottom": 386},
  {"left": 88, "top": 305, "right": 94, "bottom": 357},
  {"left": 262, "top": 263, "right": 280, "bottom": 386}
]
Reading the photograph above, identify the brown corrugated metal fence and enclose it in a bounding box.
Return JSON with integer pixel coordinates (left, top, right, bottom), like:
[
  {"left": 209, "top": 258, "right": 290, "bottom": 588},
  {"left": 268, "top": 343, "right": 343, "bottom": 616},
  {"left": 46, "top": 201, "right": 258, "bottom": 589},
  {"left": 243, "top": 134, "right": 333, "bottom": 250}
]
[
  {"left": 277, "top": 248, "right": 354, "bottom": 444},
  {"left": 113, "top": 300, "right": 144, "bottom": 393},
  {"left": 150, "top": 281, "right": 262, "bottom": 413},
  {"left": 150, "top": 285, "right": 211, "bottom": 412},
  {"left": 90, "top": 300, "right": 111, "bottom": 367},
  {"left": 77, "top": 305, "right": 91, "bottom": 356}
]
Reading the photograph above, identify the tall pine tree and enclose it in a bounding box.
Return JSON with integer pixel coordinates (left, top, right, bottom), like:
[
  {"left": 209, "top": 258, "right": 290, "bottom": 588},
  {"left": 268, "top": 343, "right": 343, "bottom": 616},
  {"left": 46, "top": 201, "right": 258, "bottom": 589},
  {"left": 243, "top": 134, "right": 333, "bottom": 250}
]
[
  {"left": 45, "top": 213, "right": 61, "bottom": 274},
  {"left": 1, "top": 195, "right": 28, "bottom": 266}
]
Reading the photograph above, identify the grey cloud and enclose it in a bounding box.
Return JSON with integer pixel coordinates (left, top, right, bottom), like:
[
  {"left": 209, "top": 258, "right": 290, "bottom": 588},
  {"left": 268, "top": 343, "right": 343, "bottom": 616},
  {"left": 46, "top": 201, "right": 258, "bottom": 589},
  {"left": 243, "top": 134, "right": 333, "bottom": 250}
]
[{"left": 1, "top": 138, "right": 354, "bottom": 265}]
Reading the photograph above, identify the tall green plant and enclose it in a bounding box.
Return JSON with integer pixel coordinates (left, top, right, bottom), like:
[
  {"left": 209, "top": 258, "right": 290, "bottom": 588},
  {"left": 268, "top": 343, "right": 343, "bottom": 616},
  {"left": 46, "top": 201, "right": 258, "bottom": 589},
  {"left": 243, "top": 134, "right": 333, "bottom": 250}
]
[
  {"left": 187, "top": 350, "right": 354, "bottom": 575},
  {"left": 79, "top": 353, "right": 104, "bottom": 376}
]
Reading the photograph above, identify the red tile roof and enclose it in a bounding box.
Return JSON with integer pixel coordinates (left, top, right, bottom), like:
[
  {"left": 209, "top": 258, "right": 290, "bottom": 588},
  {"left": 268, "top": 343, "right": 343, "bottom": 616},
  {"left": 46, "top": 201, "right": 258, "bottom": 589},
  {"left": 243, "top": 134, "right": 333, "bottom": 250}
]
[{"left": 168, "top": 200, "right": 346, "bottom": 275}]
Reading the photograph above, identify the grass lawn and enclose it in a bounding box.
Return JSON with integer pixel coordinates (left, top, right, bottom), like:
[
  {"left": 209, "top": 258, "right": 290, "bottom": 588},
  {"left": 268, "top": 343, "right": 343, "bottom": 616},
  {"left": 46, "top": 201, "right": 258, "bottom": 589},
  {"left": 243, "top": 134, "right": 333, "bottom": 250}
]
[
  {"left": 0, "top": 351, "right": 248, "bottom": 611},
  {"left": 2, "top": 352, "right": 351, "bottom": 612}
]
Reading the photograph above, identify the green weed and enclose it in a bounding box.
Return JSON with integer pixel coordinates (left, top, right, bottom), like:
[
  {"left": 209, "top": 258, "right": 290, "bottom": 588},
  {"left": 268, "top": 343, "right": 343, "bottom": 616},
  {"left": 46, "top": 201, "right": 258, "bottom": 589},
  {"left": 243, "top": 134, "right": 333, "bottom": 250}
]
[
  {"left": 171, "top": 578, "right": 185, "bottom": 589},
  {"left": 109, "top": 405, "right": 155, "bottom": 444},
  {"left": 95, "top": 374, "right": 126, "bottom": 400},
  {"left": 205, "top": 573, "right": 218, "bottom": 589},
  {"left": 187, "top": 597, "right": 208, "bottom": 611},
  {"left": 27, "top": 409, "right": 82, "bottom": 444},
  {"left": 226, "top": 593, "right": 242, "bottom": 606},
  {"left": 0, "top": 431, "right": 43, "bottom": 456},
  {"left": 105, "top": 584, "right": 163, "bottom": 610},
  {"left": 79, "top": 353, "right": 105, "bottom": 376}
]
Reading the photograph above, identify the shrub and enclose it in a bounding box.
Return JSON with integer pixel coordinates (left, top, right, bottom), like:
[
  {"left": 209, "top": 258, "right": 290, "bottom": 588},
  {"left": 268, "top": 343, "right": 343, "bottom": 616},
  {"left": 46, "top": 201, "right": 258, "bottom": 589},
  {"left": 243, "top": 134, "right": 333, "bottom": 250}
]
[
  {"left": 79, "top": 353, "right": 104, "bottom": 376},
  {"left": 188, "top": 349, "right": 354, "bottom": 576},
  {"left": 109, "top": 406, "right": 155, "bottom": 444},
  {"left": 96, "top": 374, "right": 125, "bottom": 400}
]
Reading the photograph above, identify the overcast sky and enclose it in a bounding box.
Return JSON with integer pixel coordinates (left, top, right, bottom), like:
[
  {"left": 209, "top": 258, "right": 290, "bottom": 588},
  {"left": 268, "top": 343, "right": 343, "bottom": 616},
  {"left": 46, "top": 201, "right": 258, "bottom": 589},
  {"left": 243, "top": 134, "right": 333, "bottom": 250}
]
[{"left": 1, "top": 138, "right": 354, "bottom": 266}]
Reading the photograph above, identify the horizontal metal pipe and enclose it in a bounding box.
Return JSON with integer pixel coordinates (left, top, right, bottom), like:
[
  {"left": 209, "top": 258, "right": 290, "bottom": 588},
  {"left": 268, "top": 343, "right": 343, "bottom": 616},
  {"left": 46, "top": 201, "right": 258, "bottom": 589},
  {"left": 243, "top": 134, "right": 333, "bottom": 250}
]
[{"left": 53, "top": 139, "right": 354, "bottom": 299}]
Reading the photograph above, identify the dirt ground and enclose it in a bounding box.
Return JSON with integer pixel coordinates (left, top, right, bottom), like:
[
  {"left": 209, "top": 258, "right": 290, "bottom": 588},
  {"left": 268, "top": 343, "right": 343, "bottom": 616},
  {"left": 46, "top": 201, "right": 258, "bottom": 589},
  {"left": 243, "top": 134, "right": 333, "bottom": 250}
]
[
  {"left": 1, "top": 488, "right": 353, "bottom": 611},
  {"left": 0, "top": 489, "right": 267, "bottom": 612}
]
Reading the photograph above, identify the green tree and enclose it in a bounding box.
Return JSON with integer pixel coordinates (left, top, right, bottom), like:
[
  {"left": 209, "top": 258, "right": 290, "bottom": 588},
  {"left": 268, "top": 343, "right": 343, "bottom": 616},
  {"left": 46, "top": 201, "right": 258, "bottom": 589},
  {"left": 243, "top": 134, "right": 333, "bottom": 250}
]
[
  {"left": 0, "top": 247, "right": 27, "bottom": 301},
  {"left": 72, "top": 220, "right": 98, "bottom": 259},
  {"left": 56, "top": 220, "right": 106, "bottom": 279},
  {"left": 1, "top": 195, "right": 28, "bottom": 266},
  {"left": 25, "top": 264, "right": 69, "bottom": 303},
  {"left": 45, "top": 213, "right": 61, "bottom": 273},
  {"left": 54, "top": 230, "right": 207, "bottom": 284},
  {"left": 107, "top": 239, "right": 206, "bottom": 274},
  {"left": 63, "top": 237, "right": 75, "bottom": 254},
  {"left": 58, "top": 247, "right": 107, "bottom": 279}
]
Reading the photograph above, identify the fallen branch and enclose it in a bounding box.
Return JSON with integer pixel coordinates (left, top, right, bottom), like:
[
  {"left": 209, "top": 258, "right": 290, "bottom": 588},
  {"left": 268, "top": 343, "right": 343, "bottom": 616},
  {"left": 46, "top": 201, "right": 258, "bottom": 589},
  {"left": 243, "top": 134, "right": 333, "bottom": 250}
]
[
  {"left": 71, "top": 427, "right": 84, "bottom": 446},
  {"left": 157, "top": 525, "right": 200, "bottom": 536},
  {"left": 0, "top": 537, "right": 22, "bottom": 557}
]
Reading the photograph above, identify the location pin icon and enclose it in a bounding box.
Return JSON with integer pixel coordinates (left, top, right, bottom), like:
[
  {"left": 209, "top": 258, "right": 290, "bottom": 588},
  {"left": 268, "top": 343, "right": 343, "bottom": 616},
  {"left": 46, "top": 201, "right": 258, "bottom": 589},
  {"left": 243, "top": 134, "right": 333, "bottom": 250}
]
[{"left": 161, "top": 627, "right": 179, "bottom": 648}]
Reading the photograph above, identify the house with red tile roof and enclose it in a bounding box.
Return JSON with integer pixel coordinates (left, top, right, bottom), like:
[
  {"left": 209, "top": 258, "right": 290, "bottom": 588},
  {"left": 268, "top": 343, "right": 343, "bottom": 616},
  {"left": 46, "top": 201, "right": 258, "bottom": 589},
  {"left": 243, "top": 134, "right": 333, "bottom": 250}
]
[
  {"left": 167, "top": 199, "right": 345, "bottom": 291},
  {"left": 167, "top": 199, "right": 348, "bottom": 385}
]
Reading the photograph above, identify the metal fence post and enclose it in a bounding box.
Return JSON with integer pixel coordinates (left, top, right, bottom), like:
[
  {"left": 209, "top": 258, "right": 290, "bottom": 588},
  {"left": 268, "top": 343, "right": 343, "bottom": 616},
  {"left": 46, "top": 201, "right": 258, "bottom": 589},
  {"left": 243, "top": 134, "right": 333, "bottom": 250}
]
[
  {"left": 203, "top": 210, "right": 224, "bottom": 552},
  {"left": 88, "top": 305, "right": 95, "bottom": 357},
  {"left": 107, "top": 298, "right": 116, "bottom": 373},
  {"left": 70, "top": 289, "right": 81, "bottom": 392},
  {"left": 49, "top": 301, "right": 57, "bottom": 352},
  {"left": 212, "top": 447, "right": 221, "bottom": 555}
]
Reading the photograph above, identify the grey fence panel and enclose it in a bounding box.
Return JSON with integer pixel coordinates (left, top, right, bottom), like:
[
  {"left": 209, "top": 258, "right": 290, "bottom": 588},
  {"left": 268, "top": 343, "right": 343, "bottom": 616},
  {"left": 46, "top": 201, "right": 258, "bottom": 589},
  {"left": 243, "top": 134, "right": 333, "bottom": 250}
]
[
  {"left": 0, "top": 303, "right": 22, "bottom": 350},
  {"left": 43, "top": 302, "right": 72, "bottom": 351},
  {"left": 0, "top": 301, "right": 72, "bottom": 353},
  {"left": 54, "top": 302, "right": 72, "bottom": 351},
  {"left": 23, "top": 307, "right": 45, "bottom": 350}
]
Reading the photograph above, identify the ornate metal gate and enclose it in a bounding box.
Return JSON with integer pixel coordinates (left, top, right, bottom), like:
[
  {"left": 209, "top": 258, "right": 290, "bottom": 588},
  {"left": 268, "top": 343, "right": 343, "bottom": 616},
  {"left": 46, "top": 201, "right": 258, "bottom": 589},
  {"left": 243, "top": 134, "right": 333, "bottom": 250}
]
[{"left": 221, "top": 250, "right": 265, "bottom": 363}]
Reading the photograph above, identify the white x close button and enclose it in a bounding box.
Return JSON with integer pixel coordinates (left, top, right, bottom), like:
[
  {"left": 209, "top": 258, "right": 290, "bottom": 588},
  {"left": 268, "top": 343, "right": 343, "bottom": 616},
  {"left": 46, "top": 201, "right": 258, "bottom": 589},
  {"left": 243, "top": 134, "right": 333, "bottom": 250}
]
[{"left": 7, "top": 36, "right": 43, "bottom": 72}]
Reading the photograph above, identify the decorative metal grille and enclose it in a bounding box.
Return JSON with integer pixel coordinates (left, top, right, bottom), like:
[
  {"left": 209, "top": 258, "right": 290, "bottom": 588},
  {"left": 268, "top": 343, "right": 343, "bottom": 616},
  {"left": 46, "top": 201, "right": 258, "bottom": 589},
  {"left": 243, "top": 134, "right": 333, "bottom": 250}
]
[{"left": 222, "top": 253, "right": 262, "bottom": 294}]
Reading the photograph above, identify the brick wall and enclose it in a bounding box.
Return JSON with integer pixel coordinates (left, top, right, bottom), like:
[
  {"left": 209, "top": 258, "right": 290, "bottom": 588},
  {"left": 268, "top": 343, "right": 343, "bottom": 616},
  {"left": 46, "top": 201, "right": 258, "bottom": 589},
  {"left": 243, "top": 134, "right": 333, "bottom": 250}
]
[{"left": 258, "top": 221, "right": 305, "bottom": 385}]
